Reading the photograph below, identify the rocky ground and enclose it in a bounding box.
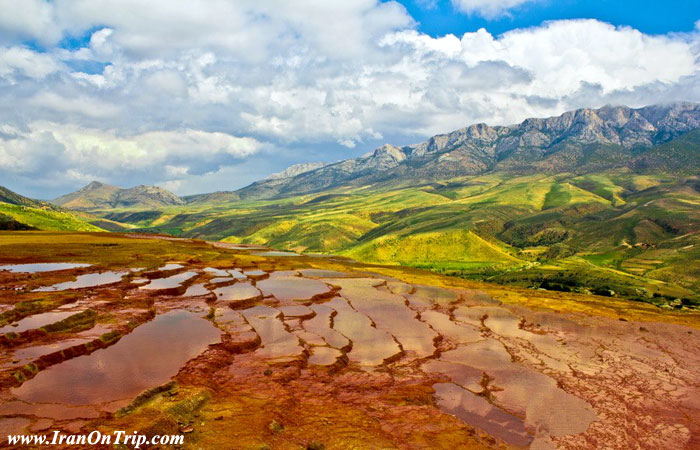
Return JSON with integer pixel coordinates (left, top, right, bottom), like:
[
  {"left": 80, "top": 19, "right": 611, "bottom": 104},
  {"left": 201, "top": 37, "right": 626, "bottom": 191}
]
[{"left": 0, "top": 232, "right": 698, "bottom": 449}]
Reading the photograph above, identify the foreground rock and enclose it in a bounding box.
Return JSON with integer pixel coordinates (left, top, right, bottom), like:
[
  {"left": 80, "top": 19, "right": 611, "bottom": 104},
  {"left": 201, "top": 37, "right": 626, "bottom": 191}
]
[{"left": 0, "top": 232, "right": 698, "bottom": 449}]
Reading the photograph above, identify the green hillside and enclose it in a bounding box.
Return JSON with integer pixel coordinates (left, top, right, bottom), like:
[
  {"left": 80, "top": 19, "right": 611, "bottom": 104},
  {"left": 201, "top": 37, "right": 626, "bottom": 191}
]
[
  {"left": 0, "top": 186, "right": 104, "bottom": 232},
  {"left": 0, "top": 203, "right": 103, "bottom": 232},
  {"left": 342, "top": 230, "right": 519, "bottom": 269},
  {"left": 41, "top": 105, "right": 700, "bottom": 307},
  {"left": 79, "top": 170, "right": 700, "bottom": 307}
]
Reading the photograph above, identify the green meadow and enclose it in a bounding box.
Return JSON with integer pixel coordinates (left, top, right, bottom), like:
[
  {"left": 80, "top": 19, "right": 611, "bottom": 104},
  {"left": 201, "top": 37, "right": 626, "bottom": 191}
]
[
  {"left": 0, "top": 203, "right": 102, "bottom": 232},
  {"left": 74, "top": 170, "right": 700, "bottom": 307}
]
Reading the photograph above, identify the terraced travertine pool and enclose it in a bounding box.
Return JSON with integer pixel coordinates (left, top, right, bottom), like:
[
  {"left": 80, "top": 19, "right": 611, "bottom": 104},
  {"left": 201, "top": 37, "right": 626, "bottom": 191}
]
[
  {"left": 33, "top": 271, "right": 126, "bottom": 292},
  {"left": 0, "top": 263, "right": 91, "bottom": 273},
  {"left": 11, "top": 310, "right": 221, "bottom": 407},
  {"left": 0, "top": 311, "right": 81, "bottom": 334},
  {"left": 0, "top": 234, "right": 698, "bottom": 449}
]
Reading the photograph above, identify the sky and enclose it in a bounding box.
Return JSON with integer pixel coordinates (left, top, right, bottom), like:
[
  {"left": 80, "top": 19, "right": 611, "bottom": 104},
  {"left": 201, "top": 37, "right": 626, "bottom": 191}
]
[{"left": 0, "top": 0, "right": 698, "bottom": 199}]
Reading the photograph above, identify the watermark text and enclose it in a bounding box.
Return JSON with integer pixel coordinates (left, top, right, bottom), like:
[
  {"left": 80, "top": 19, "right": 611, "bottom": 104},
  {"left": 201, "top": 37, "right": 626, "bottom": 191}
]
[{"left": 7, "top": 430, "right": 184, "bottom": 448}]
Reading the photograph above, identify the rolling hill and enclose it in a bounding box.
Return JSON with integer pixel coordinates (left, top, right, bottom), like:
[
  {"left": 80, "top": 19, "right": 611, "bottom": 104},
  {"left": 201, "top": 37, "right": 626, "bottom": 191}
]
[
  {"left": 0, "top": 186, "right": 104, "bottom": 232},
  {"left": 52, "top": 181, "right": 184, "bottom": 210},
  {"left": 48, "top": 103, "right": 700, "bottom": 306}
]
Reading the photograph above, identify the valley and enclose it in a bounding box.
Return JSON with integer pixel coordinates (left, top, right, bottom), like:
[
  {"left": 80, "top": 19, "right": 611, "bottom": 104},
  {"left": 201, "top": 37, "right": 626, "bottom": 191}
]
[
  {"left": 26, "top": 103, "right": 698, "bottom": 309},
  {"left": 71, "top": 171, "right": 700, "bottom": 308}
]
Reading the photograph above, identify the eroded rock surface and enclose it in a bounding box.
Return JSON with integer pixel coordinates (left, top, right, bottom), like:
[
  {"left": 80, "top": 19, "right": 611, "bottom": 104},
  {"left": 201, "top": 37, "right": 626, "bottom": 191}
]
[{"left": 0, "top": 238, "right": 698, "bottom": 450}]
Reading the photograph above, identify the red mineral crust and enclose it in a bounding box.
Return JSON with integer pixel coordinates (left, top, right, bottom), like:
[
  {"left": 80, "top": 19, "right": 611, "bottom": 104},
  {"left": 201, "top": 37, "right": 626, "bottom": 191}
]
[{"left": 0, "top": 233, "right": 698, "bottom": 449}]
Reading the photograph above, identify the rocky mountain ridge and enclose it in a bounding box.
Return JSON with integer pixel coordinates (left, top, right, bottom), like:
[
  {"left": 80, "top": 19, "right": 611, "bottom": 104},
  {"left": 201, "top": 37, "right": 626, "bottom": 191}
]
[
  {"left": 52, "top": 103, "right": 700, "bottom": 207},
  {"left": 265, "top": 162, "right": 329, "bottom": 180},
  {"left": 236, "top": 102, "right": 700, "bottom": 200}
]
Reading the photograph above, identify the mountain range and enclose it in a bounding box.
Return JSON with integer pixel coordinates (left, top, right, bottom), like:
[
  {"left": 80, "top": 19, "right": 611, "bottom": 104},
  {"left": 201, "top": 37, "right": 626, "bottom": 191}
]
[
  {"left": 51, "top": 102, "right": 700, "bottom": 209},
  {"left": 234, "top": 102, "right": 700, "bottom": 200}
]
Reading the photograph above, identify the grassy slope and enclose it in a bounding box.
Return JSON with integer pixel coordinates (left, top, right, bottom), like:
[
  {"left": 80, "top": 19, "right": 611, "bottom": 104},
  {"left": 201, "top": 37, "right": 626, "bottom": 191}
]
[
  {"left": 85, "top": 171, "right": 700, "bottom": 305},
  {"left": 342, "top": 230, "right": 519, "bottom": 268},
  {"left": 0, "top": 203, "right": 103, "bottom": 232}
]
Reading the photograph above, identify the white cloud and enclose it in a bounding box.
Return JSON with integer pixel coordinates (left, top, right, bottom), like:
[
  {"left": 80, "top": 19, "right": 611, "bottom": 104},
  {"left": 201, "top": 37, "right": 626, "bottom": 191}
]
[
  {"left": 0, "top": 122, "right": 264, "bottom": 187},
  {"left": 0, "top": 1, "right": 698, "bottom": 197},
  {"left": 451, "top": 0, "right": 535, "bottom": 18},
  {"left": 0, "top": 0, "right": 61, "bottom": 44},
  {"left": 457, "top": 21, "right": 695, "bottom": 95},
  {"left": 159, "top": 179, "right": 183, "bottom": 193},
  {"left": 27, "top": 92, "right": 121, "bottom": 119},
  {"left": 53, "top": 126, "right": 262, "bottom": 169},
  {"left": 0, "top": 46, "right": 63, "bottom": 80}
]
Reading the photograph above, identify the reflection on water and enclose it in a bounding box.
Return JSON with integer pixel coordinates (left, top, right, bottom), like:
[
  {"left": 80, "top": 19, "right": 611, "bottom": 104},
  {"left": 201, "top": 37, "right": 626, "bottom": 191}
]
[
  {"left": 203, "top": 267, "right": 229, "bottom": 277},
  {"left": 410, "top": 285, "right": 459, "bottom": 307},
  {"left": 489, "top": 367, "right": 597, "bottom": 438},
  {"left": 241, "top": 306, "right": 304, "bottom": 361},
  {"left": 228, "top": 269, "right": 247, "bottom": 280},
  {"left": 209, "top": 277, "right": 233, "bottom": 284},
  {"left": 34, "top": 272, "right": 126, "bottom": 292},
  {"left": 279, "top": 305, "right": 314, "bottom": 318},
  {"left": 213, "top": 243, "right": 267, "bottom": 250},
  {"left": 257, "top": 277, "right": 331, "bottom": 301},
  {"left": 326, "top": 297, "right": 400, "bottom": 366},
  {"left": 5, "top": 338, "right": 91, "bottom": 367},
  {"left": 268, "top": 270, "right": 300, "bottom": 278},
  {"left": 0, "top": 311, "right": 83, "bottom": 334},
  {"left": 156, "top": 264, "right": 184, "bottom": 271},
  {"left": 183, "top": 284, "right": 211, "bottom": 297},
  {"left": 11, "top": 310, "right": 220, "bottom": 405},
  {"left": 332, "top": 278, "right": 437, "bottom": 358},
  {"left": 434, "top": 337, "right": 597, "bottom": 441},
  {"left": 308, "top": 346, "right": 343, "bottom": 366},
  {"left": 253, "top": 251, "right": 300, "bottom": 257},
  {"left": 300, "top": 269, "right": 354, "bottom": 278},
  {"left": 243, "top": 269, "right": 267, "bottom": 279},
  {"left": 433, "top": 382, "right": 532, "bottom": 447},
  {"left": 213, "top": 283, "right": 261, "bottom": 303},
  {"left": 0, "top": 263, "right": 91, "bottom": 273},
  {"left": 140, "top": 272, "right": 197, "bottom": 291},
  {"left": 419, "top": 310, "right": 483, "bottom": 344},
  {"left": 303, "top": 304, "right": 350, "bottom": 350},
  {"left": 440, "top": 339, "right": 513, "bottom": 371},
  {"left": 423, "top": 360, "right": 484, "bottom": 393}
]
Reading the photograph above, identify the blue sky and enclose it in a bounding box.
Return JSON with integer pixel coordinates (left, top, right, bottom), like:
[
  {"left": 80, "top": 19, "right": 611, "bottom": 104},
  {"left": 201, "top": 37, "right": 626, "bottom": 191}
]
[
  {"left": 0, "top": 1, "right": 698, "bottom": 199},
  {"left": 395, "top": 0, "right": 700, "bottom": 36}
]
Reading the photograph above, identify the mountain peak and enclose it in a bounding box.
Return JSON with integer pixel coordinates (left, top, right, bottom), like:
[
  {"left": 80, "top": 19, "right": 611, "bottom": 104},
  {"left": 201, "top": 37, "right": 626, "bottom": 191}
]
[
  {"left": 82, "top": 181, "right": 111, "bottom": 191},
  {"left": 233, "top": 102, "right": 700, "bottom": 201},
  {"left": 52, "top": 182, "right": 182, "bottom": 210},
  {"left": 265, "top": 162, "right": 329, "bottom": 180},
  {"left": 372, "top": 144, "right": 405, "bottom": 159}
]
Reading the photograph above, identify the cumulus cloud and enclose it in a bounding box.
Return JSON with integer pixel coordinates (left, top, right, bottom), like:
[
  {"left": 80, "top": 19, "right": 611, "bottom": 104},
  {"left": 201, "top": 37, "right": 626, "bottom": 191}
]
[
  {"left": 451, "top": 0, "right": 536, "bottom": 18},
  {"left": 0, "top": 46, "right": 63, "bottom": 80},
  {"left": 0, "top": 0, "right": 61, "bottom": 45},
  {"left": 27, "top": 92, "right": 121, "bottom": 119},
  {"left": 0, "top": 122, "right": 263, "bottom": 195},
  {"left": 458, "top": 21, "right": 695, "bottom": 94},
  {"left": 0, "top": 1, "right": 698, "bottom": 197}
]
